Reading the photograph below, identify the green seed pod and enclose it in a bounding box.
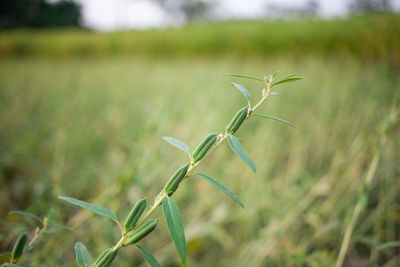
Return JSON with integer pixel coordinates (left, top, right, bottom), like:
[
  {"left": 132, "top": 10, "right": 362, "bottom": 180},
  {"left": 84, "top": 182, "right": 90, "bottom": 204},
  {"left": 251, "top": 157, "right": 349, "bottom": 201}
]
[
  {"left": 11, "top": 233, "right": 27, "bottom": 262},
  {"left": 124, "top": 198, "right": 147, "bottom": 232},
  {"left": 226, "top": 107, "right": 248, "bottom": 134},
  {"left": 164, "top": 164, "right": 189, "bottom": 196},
  {"left": 93, "top": 248, "right": 118, "bottom": 267},
  {"left": 192, "top": 133, "right": 217, "bottom": 164},
  {"left": 125, "top": 219, "right": 158, "bottom": 245}
]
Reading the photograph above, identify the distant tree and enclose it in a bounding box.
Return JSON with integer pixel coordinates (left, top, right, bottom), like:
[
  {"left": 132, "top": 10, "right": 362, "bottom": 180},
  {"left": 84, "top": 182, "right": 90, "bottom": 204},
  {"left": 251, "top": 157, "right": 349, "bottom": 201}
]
[
  {"left": 349, "top": 0, "right": 392, "bottom": 13},
  {"left": 264, "top": 0, "right": 320, "bottom": 18},
  {"left": 0, "top": 0, "right": 81, "bottom": 28},
  {"left": 154, "top": 0, "right": 214, "bottom": 21}
]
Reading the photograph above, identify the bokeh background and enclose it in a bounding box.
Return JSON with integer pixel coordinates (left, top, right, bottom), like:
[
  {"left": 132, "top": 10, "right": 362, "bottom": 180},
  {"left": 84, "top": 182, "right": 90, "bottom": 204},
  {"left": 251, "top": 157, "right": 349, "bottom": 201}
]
[{"left": 1, "top": 0, "right": 399, "bottom": 266}]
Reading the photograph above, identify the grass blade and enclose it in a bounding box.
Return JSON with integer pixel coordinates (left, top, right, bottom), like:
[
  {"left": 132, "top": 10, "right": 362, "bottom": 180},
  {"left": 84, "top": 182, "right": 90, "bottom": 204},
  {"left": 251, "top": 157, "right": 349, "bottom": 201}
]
[
  {"left": 376, "top": 241, "right": 400, "bottom": 251},
  {"left": 162, "top": 197, "right": 186, "bottom": 266},
  {"left": 227, "top": 134, "right": 256, "bottom": 172},
  {"left": 74, "top": 242, "right": 91, "bottom": 267},
  {"left": 253, "top": 114, "right": 297, "bottom": 129},
  {"left": 9, "top": 211, "right": 42, "bottom": 222},
  {"left": 136, "top": 245, "right": 161, "bottom": 267},
  {"left": 224, "top": 73, "right": 264, "bottom": 82},
  {"left": 162, "top": 136, "right": 190, "bottom": 156},
  {"left": 197, "top": 173, "right": 244, "bottom": 208},
  {"left": 271, "top": 74, "right": 304, "bottom": 87},
  {"left": 58, "top": 196, "right": 118, "bottom": 222},
  {"left": 232, "top": 82, "right": 251, "bottom": 102}
]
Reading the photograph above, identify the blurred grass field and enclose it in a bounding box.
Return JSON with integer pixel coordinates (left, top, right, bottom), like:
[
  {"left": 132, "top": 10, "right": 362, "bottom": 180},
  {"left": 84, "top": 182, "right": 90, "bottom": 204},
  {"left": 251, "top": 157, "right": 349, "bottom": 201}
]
[{"left": 1, "top": 14, "right": 400, "bottom": 267}]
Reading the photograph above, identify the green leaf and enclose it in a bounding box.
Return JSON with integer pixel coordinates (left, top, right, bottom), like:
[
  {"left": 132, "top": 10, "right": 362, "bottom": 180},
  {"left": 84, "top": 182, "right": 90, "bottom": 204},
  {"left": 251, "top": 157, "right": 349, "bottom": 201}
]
[
  {"left": 271, "top": 74, "right": 304, "bottom": 88},
  {"left": 46, "top": 207, "right": 55, "bottom": 223},
  {"left": 253, "top": 114, "right": 297, "bottom": 129},
  {"left": 48, "top": 224, "right": 74, "bottom": 232},
  {"left": 197, "top": 173, "right": 244, "bottom": 208},
  {"left": 162, "top": 197, "right": 186, "bottom": 266},
  {"left": 58, "top": 196, "right": 118, "bottom": 222},
  {"left": 74, "top": 242, "right": 91, "bottom": 267},
  {"left": 227, "top": 134, "right": 256, "bottom": 172},
  {"left": 136, "top": 245, "right": 161, "bottom": 267},
  {"left": 224, "top": 73, "right": 264, "bottom": 82},
  {"left": 9, "top": 211, "right": 41, "bottom": 222},
  {"left": 269, "top": 71, "right": 279, "bottom": 83},
  {"left": 162, "top": 136, "right": 190, "bottom": 156},
  {"left": 232, "top": 82, "right": 251, "bottom": 102},
  {"left": 376, "top": 241, "right": 400, "bottom": 251},
  {"left": 24, "top": 245, "right": 33, "bottom": 253}
]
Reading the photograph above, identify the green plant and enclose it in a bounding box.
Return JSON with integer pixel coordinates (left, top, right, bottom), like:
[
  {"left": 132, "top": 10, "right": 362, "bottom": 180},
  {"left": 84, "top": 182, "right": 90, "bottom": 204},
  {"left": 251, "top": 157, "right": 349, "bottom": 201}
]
[
  {"left": 1, "top": 210, "right": 72, "bottom": 266},
  {"left": 58, "top": 72, "right": 303, "bottom": 266}
]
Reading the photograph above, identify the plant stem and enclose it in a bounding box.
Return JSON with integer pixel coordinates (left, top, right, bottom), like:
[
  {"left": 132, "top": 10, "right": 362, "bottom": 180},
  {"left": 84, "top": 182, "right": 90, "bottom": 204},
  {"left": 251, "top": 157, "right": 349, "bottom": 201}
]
[
  {"left": 114, "top": 236, "right": 125, "bottom": 249},
  {"left": 252, "top": 83, "right": 271, "bottom": 112},
  {"left": 111, "top": 81, "right": 271, "bottom": 252},
  {"left": 28, "top": 217, "right": 48, "bottom": 247},
  {"left": 136, "top": 134, "right": 228, "bottom": 227},
  {"left": 136, "top": 193, "right": 167, "bottom": 226}
]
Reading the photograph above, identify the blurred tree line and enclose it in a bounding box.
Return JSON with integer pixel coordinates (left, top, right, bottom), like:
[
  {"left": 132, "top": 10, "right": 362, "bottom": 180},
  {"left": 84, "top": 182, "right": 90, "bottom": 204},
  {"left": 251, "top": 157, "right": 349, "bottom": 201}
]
[
  {"left": 0, "top": 0, "right": 81, "bottom": 28},
  {"left": 0, "top": 0, "right": 396, "bottom": 29}
]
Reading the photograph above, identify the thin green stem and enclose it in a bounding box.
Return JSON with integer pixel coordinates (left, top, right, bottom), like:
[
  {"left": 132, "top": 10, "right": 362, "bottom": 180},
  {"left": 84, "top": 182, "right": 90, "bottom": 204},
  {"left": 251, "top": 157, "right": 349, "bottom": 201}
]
[
  {"left": 115, "top": 220, "right": 124, "bottom": 235},
  {"left": 123, "top": 84, "right": 269, "bottom": 235},
  {"left": 28, "top": 217, "right": 48, "bottom": 248},
  {"left": 252, "top": 83, "right": 271, "bottom": 112},
  {"left": 109, "top": 78, "right": 272, "bottom": 256},
  {"left": 135, "top": 134, "right": 228, "bottom": 228},
  {"left": 136, "top": 193, "right": 167, "bottom": 226},
  {"left": 114, "top": 236, "right": 125, "bottom": 249}
]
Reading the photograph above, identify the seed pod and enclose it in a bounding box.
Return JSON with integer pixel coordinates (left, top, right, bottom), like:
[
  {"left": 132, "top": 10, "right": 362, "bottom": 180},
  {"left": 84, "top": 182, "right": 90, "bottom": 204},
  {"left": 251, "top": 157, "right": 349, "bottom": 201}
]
[
  {"left": 93, "top": 248, "right": 118, "bottom": 267},
  {"left": 11, "top": 233, "right": 27, "bottom": 262},
  {"left": 164, "top": 164, "right": 189, "bottom": 196},
  {"left": 125, "top": 219, "right": 158, "bottom": 245},
  {"left": 124, "top": 198, "right": 147, "bottom": 232},
  {"left": 192, "top": 133, "right": 217, "bottom": 163},
  {"left": 226, "top": 107, "right": 248, "bottom": 134}
]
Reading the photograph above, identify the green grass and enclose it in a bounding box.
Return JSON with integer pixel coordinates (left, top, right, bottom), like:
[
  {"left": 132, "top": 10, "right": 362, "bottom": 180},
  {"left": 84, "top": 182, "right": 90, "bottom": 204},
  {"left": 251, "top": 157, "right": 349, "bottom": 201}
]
[
  {"left": 0, "top": 54, "right": 399, "bottom": 266},
  {"left": 0, "top": 13, "right": 399, "bottom": 61}
]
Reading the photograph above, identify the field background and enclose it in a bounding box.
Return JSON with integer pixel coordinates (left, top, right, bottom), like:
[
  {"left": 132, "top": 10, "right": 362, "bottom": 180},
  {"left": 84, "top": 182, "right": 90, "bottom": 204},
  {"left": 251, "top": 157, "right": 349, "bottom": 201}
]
[{"left": 1, "top": 13, "right": 400, "bottom": 266}]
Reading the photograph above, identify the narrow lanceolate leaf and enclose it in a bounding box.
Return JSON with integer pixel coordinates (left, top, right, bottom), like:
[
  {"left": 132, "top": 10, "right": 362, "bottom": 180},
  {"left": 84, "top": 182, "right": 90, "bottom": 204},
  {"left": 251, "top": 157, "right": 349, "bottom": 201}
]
[
  {"left": 269, "top": 71, "right": 279, "bottom": 83},
  {"left": 197, "top": 173, "right": 244, "bottom": 208},
  {"left": 232, "top": 82, "right": 251, "bottom": 102},
  {"left": 271, "top": 74, "right": 304, "bottom": 88},
  {"left": 224, "top": 73, "right": 264, "bottom": 82},
  {"left": 9, "top": 211, "right": 42, "bottom": 222},
  {"left": 48, "top": 224, "right": 74, "bottom": 232},
  {"left": 253, "top": 114, "right": 297, "bottom": 129},
  {"left": 376, "top": 241, "right": 400, "bottom": 251},
  {"left": 162, "top": 197, "right": 186, "bottom": 266},
  {"left": 136, "top": 245, "right": 161, "bottom": 267},
  {"left": 58, "top": 196, "right": 118, "bottom": 222},
  {"left": 227, "top": 134, "right": 256, "bottom": 172},
  {"left": 162, "top": 136, "right": 190, "bottom": 156},
  {"left": 74, "top": 242, "right": 91, "bottom": 267}
]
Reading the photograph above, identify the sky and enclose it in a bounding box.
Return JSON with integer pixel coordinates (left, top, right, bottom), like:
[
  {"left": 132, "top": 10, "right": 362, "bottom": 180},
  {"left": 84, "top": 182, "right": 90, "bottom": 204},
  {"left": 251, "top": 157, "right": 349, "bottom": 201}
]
[{"left": 75, "top": 0, "right": 400, "bottom": 31}]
